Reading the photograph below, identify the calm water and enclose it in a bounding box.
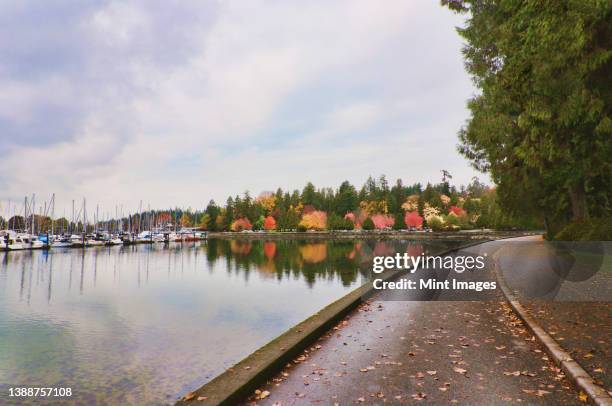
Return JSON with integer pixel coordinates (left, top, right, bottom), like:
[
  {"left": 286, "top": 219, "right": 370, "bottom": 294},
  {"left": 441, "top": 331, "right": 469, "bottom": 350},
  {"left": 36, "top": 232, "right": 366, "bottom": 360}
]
[{"left": 0, "top": 238, "right": 451, "bottom": 405}]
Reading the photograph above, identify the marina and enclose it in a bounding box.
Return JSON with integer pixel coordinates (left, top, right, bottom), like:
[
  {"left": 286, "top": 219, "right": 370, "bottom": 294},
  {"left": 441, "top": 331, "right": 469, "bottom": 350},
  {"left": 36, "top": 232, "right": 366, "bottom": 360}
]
[{"left": 1, "top": 194, "right": 208, "bottom": 251}]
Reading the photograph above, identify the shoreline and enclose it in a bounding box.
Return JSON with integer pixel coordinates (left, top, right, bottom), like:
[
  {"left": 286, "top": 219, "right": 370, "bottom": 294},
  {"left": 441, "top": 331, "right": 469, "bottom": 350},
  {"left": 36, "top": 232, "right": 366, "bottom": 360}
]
[{"left": 206, "top": 229, "right": 538, "bottom": 241}]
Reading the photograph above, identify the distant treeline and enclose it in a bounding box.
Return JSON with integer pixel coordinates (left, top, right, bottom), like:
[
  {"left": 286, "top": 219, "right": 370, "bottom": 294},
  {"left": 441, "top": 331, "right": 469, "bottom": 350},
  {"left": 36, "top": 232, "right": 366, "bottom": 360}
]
[
  {"left": 0, "top": 174, "right": 544, "bottom": 234},
  {"left": 193, "top": 174, "right": 541, "bottom": 232}
]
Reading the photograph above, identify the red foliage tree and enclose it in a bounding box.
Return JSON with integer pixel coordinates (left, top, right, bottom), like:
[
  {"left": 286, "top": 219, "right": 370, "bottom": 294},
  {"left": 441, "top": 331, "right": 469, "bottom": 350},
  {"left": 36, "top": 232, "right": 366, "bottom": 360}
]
[
  {"left": 371, "top": 214, "right": 394, "bottom": 230},
  {"left": 404, "top": 211, "right": 424, "bottom": 229},
  {"left": 449, "top": 206, "right": 466, "bottom": 216},
  {"left": 263, "top": 215, "right": 276, "bottom": 231}
]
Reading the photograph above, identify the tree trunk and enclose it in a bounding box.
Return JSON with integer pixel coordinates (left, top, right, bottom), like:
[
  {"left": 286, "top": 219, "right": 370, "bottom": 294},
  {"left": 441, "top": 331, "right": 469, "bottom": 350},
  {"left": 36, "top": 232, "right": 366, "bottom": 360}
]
[
  {"left": 569, "top": 182, "right": 589, "bottom": 222},
  {"left": 543, "top": 215, "right": 551, "bottom": 237}
]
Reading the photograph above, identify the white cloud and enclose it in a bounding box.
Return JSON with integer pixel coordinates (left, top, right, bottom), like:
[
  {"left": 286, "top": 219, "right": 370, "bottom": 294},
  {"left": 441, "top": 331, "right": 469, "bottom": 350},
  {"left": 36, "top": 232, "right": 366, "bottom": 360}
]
[{"left": 0, "top": 0, "right": 485, "bottom": 217}]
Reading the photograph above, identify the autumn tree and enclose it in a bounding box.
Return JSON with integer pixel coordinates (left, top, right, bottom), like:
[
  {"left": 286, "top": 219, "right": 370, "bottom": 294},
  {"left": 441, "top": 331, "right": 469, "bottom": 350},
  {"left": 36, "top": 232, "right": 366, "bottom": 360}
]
[
  {"left": 263, "top": 215, "right": 276, "bottom": 231},
  {"left": 230, "top": 218, "right": 253, "bottom": 232},
  {"left": 299, "top": 210, "right": 327, "bottom": 231},
  {"left": 405, "top": 211, "right": 424, "bottom": 229},
  {"left": 198, "top": 214, "right": 211, "bottom": 230},
  {"left": 180, "top": 213, "right": 192, "bottom": 228}
]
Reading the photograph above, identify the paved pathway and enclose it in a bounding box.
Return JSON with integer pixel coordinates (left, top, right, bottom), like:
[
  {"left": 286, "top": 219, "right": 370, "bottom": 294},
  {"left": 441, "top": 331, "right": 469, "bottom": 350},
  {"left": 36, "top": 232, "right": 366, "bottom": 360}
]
[{"left": 243, "top": 240, "right": 587, "bottom": 405}]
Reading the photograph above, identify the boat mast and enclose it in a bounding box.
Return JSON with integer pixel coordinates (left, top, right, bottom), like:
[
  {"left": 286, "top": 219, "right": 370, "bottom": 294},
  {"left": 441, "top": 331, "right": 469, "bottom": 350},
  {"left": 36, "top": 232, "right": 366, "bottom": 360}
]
[
  {"left": 138, "top": 200, "right": 142, "bottom": 234},
  {"left": 31, "top": 194, "right": 35, "bottom": 235},
  {"left": 72, "top": 200, "right": 75, "bottom": 234},
  {"left": 51, "top": 194, "right": 55, "bottom": 236}
]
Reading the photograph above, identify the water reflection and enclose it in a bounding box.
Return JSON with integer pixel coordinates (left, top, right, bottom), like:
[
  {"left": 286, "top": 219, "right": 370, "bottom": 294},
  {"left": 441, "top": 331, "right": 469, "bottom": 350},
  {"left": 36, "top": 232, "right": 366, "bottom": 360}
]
[{"left": 0, "top": 239, "right": 447, "bottom": 405}]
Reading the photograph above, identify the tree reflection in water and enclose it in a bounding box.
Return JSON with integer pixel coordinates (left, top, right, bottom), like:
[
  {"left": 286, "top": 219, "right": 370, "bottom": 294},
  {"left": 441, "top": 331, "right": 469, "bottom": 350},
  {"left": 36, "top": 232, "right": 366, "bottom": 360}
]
[{"left": 202, "top": 239, "right": 458, "bottom": 287}]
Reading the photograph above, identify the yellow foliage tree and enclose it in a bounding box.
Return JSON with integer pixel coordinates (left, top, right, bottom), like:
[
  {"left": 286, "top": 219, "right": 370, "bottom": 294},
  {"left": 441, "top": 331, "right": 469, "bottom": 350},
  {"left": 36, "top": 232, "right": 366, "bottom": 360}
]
[
  {"left": 198, "top": 214, "right": 211, "bottom": 230},
  {"left": 359, "top": 200, "right": 388, "bottom": 215},
  {"left": 299, "top": 210, "right": 327, "bottom": 230},
  {"left": 180, "top": 213, "right": 192, "bottom": 227},
  {"left": 256, "top": 192, "right": 276, "bottom": 214}
]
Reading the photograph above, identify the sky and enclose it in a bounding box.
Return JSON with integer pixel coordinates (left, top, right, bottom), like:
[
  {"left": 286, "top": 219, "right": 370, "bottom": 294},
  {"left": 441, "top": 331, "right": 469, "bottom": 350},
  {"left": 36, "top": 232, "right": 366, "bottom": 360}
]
[{"left": 0, "top": 0, "right": 484, "bottom": 217}]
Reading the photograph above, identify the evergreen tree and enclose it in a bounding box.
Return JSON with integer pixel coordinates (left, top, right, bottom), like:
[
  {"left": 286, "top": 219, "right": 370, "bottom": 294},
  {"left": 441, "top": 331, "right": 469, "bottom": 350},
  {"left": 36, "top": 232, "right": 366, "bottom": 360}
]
[
  {"left": 335, "top": 180, "right": 358, "bottom": 215},
  {"left": 444, "top": 0, "right": 611, "bottom": 225}
]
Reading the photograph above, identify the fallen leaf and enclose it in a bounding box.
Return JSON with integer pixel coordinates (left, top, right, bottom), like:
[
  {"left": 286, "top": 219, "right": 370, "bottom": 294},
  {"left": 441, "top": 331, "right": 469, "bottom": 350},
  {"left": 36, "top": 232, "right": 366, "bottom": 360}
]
[
  {"left": 579, "top": 392, "right": 588, "bottom": 402},
  {"left": 504, "top": 371, "right": 521, "bottom": 376},
  {"left": 453, "top": 367, "right": 467, "bottom": 375},
  {"left": 411, "top": 392, "right": 427, "bottom": 400},
  {"left": 182, "top": 392, "right": 197, "bottom": 401},
  {"left": 427, "top": 370, "right": 437, "bottom": 376},
  {"left": 197, "top": 396, "right": 208, "bottom": 401},
  {"left": 259, "top": 391, "right": 270, "bottom": 399}
]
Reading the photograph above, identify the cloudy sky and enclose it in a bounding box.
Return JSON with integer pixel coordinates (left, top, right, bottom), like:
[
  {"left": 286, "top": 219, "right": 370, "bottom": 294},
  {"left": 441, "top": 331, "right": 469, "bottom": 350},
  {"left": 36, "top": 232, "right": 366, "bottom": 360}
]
[{"left": 0, "top": 0, "right": 483, "bottom": 216}]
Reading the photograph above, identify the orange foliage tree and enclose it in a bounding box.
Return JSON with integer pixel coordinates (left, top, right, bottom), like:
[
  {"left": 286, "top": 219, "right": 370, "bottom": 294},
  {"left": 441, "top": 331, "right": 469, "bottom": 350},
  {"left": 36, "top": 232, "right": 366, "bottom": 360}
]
[
  {"left": 230, "top": 217, "right": 253, "bottom": 231},
  {"left": 263, "top": 215, "right": 276, "bottom": 231},
  {"left": 299, "top": 210, "right": 327, "bottom": 230}
]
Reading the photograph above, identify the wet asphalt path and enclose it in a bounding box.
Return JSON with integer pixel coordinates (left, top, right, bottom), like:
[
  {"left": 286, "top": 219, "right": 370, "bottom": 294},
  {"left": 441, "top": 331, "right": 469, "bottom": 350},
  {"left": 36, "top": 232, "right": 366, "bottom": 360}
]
[{"left": 244, "top": 241, "right": 582, "bottom": 405}]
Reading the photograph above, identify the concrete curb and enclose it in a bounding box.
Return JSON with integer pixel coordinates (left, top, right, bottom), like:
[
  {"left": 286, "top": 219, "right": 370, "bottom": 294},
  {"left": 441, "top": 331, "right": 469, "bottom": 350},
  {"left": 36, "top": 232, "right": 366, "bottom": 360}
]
[
  {"left": 493, "top": 244, "right": 612, "bottom": 406},
  {"left": 176, "top": 239, "right": 490, "bottom": 405}
]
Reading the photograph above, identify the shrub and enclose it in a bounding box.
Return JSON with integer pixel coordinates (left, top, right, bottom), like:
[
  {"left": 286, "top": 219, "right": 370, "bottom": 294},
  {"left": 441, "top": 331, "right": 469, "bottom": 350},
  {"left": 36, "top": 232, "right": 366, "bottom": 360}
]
[
  {"left": 362, "top": 217, "right": 375, "bottom": 230},
  {"left": 404, "top": 211, "right": 423, "bottom": 229},
  {"left": 427, "top": 215, "right": 445, "bottom": 232},
  {"left": 449, "top": 206, "right": 466, "bottom": 216},
  {"left": 329, "top": 214, "right": 355, "bottom": 230},
  {"left": 555, "top": 218, "right": 612, "bottom": 241},
  {"left": 299, "top": 210, "right": 327, "bottom": 230},
  {"left": 230, "top": 218, "right": 252, "bottom": 232},
  {"left": 263, "top": 215, "right": 276, "bottom": 231},
  {"left": 343, "top": 218, "right": 355, "bottom": 230},
  {"left": 371, "top": 214, "right": 394, "bottom": 230},
  {"left": 587, "top": 219, "right": 612, "bottom": 240}
]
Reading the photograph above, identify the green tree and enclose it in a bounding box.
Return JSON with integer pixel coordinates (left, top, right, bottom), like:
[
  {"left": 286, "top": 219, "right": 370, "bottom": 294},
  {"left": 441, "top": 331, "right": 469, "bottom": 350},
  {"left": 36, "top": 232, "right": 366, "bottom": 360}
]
[
  {"left": 444, "top": 0, "right": 611, "bottom": 227},
  {"left": 362, "top": 217, "right": 375, "bottom": 231},
  {"left": 392, "top": 212, "right": 405, "bottom": 230},
  {"left": 301, "top": 182, "right": 316, "bottom": 207},
  {"left": 335, "top": 181, "right": 358, "bottom": 215}
]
